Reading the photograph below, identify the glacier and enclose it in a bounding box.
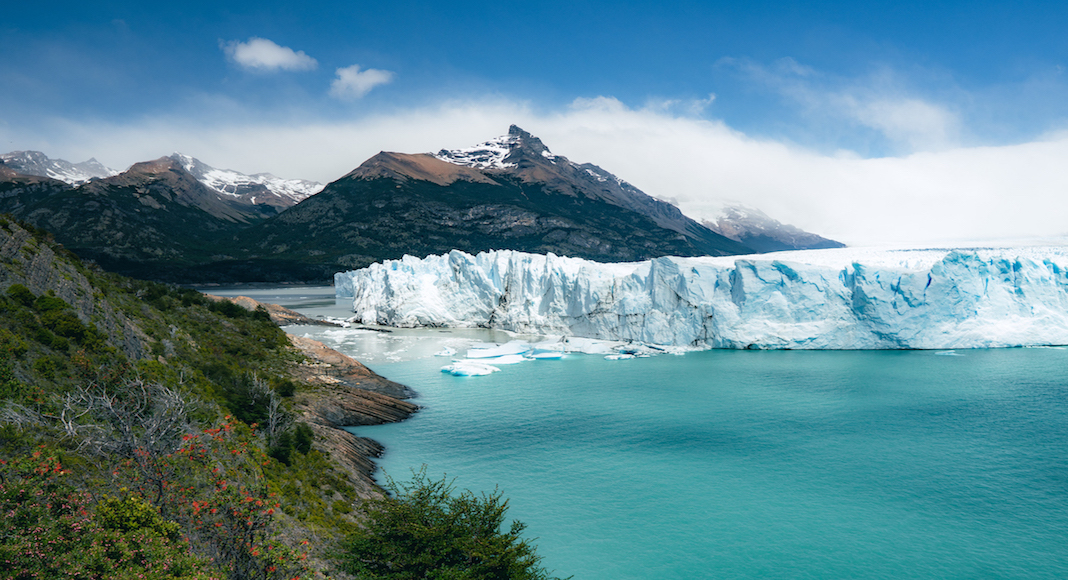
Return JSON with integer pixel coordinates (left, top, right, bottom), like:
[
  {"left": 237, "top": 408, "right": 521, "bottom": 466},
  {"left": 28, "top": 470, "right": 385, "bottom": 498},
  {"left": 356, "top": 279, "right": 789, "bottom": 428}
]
[{"left": 334, "top": 247, "right": 1068, "bottom": 350}]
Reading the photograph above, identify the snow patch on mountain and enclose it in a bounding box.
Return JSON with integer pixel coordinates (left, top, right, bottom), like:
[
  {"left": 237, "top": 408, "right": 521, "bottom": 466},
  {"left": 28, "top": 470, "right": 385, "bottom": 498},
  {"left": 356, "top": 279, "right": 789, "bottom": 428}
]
[
  {"left": 169, "top": 153, "right": 322, "bottom": 203},
  {"left": 0, "top": 151, "right": 118, "bottom": 184},
  {"left": 336, "top": 247, "right": 1068, "bottom": 350},
  {"left": 703, "top": 204, "right": 846, "bottom": 252},
  {"left": 434, "top": 125, "right": 565, "bottom": 170},
  {"left": 434, "top": 134, "right": 520, "bottom": 170}
]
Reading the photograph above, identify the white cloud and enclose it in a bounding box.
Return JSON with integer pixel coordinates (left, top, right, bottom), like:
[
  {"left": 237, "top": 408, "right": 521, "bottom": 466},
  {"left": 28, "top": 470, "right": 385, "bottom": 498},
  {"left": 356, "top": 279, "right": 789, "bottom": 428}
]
[
  {"left": 222, "top": 37, "right": 317, "bottom": 72},
  {"left": 726, "top": 58, "right": 963, "bottom": 152},
  {"left": 329, "top": 65, "right": 394, "bottom": 100},
  {"left": 835, "top": 94, "right": 960, "bottom": 151},
  {"left": 8, "top": 97, "right": 1068, "bottom": 248}
]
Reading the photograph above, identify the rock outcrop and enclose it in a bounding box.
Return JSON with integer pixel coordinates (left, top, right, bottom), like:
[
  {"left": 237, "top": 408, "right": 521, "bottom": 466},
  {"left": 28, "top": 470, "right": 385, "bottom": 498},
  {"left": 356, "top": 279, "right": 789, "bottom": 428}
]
[
  {"left": 0, "top": 219, "right": 150, "bottom": 360},
  {"left": 287, "top": 334, "right": 418, "bottom": 497},
  {"left": 203, "top": 293, "right": 338, "bottom": 327}
]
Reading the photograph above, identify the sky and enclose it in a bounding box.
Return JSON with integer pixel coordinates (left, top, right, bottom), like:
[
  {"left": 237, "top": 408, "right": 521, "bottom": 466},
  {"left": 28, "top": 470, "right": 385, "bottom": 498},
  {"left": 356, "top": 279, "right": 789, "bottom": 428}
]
[{"left": 2, "top": 0, "right": 1067, "bottom": 247}]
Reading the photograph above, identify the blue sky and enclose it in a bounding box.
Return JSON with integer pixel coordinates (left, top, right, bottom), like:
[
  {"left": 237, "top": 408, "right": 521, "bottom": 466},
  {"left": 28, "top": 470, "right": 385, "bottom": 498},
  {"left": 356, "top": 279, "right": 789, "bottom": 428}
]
[{"left": 3, "top": 1, "right": 1068, "bottom": 245}]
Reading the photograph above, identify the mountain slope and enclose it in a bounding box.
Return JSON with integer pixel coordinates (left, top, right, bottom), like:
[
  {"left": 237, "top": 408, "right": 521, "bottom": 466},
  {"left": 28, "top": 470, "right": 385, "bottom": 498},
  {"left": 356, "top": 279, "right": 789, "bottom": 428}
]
[
  {"left": 0, "top": 150, "right": 118, "bottom": 184},
  {"left": 2, "top": 157, "right": 283, "bottom": 280},
  {"left": 169, "top": 153, "right": 322, "bottom": 210},
  {"left": 703, "top": 205, "right": 845, "bottom": 252},
  {"left": 228, "top": 127, "right": 753, "bottom": 280},
  {"left": 2, "top": 128, "right": 843, "bottom": 283}
]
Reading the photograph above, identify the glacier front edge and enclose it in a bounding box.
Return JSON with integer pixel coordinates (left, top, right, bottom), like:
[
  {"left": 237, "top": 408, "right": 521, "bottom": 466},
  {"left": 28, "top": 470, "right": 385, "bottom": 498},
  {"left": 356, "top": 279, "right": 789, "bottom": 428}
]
[{"left": 334, "top": 247, "right": 1068, "bottom": 350}]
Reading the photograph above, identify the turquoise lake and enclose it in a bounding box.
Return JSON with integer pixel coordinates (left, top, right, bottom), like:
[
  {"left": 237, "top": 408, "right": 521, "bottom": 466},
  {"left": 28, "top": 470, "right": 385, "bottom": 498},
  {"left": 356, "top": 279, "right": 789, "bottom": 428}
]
[
  {"left": 208, "top": 287, "right": 1068, "bottom": 579},
  {"left": 351, "top": 349, "right": 1068, "bottom": 579}
]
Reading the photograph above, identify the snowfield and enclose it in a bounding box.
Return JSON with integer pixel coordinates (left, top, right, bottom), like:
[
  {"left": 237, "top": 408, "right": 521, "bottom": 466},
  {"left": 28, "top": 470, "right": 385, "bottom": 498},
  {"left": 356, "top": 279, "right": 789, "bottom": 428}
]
[{"left": 335, "top": 247, "right": 1068, "bottom": 350}]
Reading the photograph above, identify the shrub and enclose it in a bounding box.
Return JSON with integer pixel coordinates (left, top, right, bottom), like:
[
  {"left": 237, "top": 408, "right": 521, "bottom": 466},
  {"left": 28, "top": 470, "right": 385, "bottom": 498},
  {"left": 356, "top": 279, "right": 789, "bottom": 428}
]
[
  {"left": 0, "top": 452, "right": 220, "bottom": 580},
  {"left": 293, "top": 423, "right": 314, "bottom": 455},
  {"left": 0, "top": 327, "right": 28, "bottom": 357},
  {"left": 275, "top": 379, "right": 297, "bottom": 398},
  {"left": 337, "top": 468, "right": 566, "bottom": 580},
  {"left": 33, "top": 293, "right": 69, "bottom": 313},
  {"left": 97, "top": 492, "right": 182, "bottom": 539},
  {"left": 6, "top": 283, "right": 34, "bottom": 307}
]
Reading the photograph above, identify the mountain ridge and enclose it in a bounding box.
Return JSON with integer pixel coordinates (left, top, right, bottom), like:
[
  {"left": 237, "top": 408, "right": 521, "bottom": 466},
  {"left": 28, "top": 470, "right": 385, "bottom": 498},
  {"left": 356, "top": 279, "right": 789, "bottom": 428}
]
[{"left": 1, "top": 127, "right": 843, "bottom": 282}]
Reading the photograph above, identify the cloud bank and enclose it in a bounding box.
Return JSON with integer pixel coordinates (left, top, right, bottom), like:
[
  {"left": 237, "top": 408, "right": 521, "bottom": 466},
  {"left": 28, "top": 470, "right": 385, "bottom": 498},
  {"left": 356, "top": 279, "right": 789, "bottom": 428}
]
[
  {"left": 222, "top": 37, "right": 318, "bottom": 72},
  {"left": 329, "top": 65, "right": 395, "bottom": 100},
  {"left": 5, "top": 97, "right": 1067, "bottom": 248}
]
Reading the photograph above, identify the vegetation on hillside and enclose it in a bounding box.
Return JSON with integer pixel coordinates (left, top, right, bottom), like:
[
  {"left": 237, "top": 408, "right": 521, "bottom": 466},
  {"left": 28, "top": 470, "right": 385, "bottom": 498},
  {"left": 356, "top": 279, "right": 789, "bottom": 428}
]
[
  {"left": 339, "top": 469, "right": 567, "bottom": 580},
  {"left": 0, "top": 217, "right": 564, "bottom": 580}
]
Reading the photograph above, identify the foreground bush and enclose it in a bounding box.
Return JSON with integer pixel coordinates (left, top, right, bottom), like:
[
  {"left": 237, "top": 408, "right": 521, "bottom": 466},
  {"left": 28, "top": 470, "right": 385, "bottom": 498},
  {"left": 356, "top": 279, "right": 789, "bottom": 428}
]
[
  {"left": 338, "top": 468, "right": 567, "bottom": 580},
  {"left": 0, "top": 452, "right": 219, "bottom": 580}
]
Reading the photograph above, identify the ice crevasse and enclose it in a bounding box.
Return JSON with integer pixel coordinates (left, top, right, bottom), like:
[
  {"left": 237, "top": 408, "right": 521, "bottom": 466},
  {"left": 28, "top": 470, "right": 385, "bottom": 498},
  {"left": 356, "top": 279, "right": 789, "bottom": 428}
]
[{"left": 334, "top": 247, "right": 1068, "bottom": 350}]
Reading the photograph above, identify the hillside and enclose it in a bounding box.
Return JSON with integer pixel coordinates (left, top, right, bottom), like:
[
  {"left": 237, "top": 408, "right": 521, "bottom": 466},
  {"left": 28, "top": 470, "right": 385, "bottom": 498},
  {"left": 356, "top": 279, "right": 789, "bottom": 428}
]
[{"left": 0, "top": 217, "right": 417, "bottom": 578}]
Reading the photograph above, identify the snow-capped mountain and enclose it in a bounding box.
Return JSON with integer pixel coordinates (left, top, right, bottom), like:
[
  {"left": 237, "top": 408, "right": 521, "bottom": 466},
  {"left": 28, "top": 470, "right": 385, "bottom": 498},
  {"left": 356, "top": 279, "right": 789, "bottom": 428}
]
[
  {"left": 433, "top": 125, "right": 710, "bottom": 241},
  {"left": 703, "top": 204, "right": 844, "bottom": 253},
  {"left": 434, "top": 132, "right": 525, "bottom": 170},
  {"left": 168, "top": 153, "right": 322, "bottom": 210},
  {"left": 336, "top": 247, "right": 1068, "bottom": 350},
  {"left": 434, "top": 126, "right": 841, "bottom": 252},
  {"left": 260, "top": 126, "right": 752, "bottom": 278},
  {"left": 0, "top": 151, "right": 118, "bottom": 184}
]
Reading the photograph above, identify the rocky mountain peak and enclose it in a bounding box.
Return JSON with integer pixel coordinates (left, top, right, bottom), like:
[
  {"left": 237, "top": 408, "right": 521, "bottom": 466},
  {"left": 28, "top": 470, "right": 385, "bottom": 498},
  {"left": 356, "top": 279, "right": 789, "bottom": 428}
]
[
  {"left": 165, "top": 152, "right": 322, "bottom": 207},
  {"left": 0, "top": 150, "right": 118, "bottom": 184},
  {"left": 433, "top": 125, "right": 558, "bottom": 170},
  {"left": 505, "top": 125, "right": 553, "bottom": 158}
]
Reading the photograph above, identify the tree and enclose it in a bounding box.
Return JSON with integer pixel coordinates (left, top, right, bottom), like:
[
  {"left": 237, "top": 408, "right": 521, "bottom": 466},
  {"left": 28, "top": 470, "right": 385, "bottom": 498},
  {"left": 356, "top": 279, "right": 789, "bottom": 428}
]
[{"left": 338, "top": 468, "right": 567, "bottom": 580}]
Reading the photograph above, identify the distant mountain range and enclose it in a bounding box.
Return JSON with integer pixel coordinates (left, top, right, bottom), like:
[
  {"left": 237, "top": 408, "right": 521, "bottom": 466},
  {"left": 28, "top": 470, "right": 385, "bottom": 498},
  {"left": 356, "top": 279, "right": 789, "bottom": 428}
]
[{"left": 0, "top": 127, "right": 842, "bottom": 282}]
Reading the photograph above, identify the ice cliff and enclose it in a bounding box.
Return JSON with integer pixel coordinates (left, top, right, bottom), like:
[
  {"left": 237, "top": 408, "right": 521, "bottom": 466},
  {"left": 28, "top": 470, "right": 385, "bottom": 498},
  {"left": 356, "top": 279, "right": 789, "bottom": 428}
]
[{"left": 334, "top": 247, "right": 1068, "bottom": 349}]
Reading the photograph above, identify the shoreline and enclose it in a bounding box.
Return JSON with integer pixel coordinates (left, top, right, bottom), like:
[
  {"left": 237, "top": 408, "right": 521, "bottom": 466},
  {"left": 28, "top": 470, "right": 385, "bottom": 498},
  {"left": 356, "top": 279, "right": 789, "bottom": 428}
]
[{"left": 209, "top": 293, "right": 419, "bottom": 498}]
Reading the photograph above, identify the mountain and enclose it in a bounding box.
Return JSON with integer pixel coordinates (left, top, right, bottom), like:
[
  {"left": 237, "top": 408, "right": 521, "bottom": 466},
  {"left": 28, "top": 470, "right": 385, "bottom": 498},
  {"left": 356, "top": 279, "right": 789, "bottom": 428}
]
[
  {"left": 703, "top": 205, "right": 845, "bottom": 253},
  {"left": 168, "top": 153, "right": 322, "bottom": 210},
  {"left": 0, "top": 161, "right": 73, "bottom": 219},
  {"left": 0, "top": 127, "right": 843, "bottom": 283},
  {"left": 0, "top": 150, "right": 118, "bottom": 184},
  {"left": 0, "top": 157, "right": 285, "bottom": 280},
  {"left": 337, "top": 247, "right": 1068, "bottom": 349},
  {"left": 230, "top": 126, "right": 754, "bottom": 280},
  {"left": 434, "top": 126, "right": 737, "bottom": 247}
]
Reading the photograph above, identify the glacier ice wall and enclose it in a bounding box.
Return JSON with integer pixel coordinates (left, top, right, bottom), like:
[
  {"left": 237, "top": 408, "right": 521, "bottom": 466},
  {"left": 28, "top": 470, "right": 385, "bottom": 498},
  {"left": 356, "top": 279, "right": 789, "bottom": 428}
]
[{"left": 334, "top": 248, "right": 1068, "bottom": 349}]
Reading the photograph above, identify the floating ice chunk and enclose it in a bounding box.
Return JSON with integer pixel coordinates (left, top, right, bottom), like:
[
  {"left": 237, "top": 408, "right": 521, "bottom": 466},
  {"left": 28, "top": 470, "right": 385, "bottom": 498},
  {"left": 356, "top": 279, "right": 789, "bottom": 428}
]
[
  {"left": 434, "top": 346, "right": 457, "bottom": 357},
  {"left": 604, "top": 353, "right": 636, "bottom": 360},
  {"left": 441, "top": 361, "right": 501, "bottom": 376},
  {"left": 529, "top": 351, "right": 565, "bottom": 359},
  {"left": 465, "top": 341, "right": 532, "bottom": 358},
  {"left": 559, "top": 337, "right": 627, "bottom": 355},
  {"left": 477, "top": 354, "right": 530, "bottom": 365}
]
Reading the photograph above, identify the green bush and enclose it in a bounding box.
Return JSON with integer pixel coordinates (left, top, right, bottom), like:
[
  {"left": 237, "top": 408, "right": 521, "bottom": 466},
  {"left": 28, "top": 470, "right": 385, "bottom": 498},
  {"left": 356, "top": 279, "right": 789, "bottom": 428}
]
[
  {"left": 208, "top": 299, "right": 248, "bottom": 319},
  {"left": 275, "top": 378, "right": 297, "bottom": 398},
  {"left": 269, "top": 430, "right": 294, "bottom": 466},
  {"left": 0, "top": 327, "right": 28, "bottom": 357},
  {"left": 0, "top": 360, "right": 27, "bottom": 399},
  {"left": 33, "top": 293, "right": 69, "bottom": 313},
  {"left": 293, "top": 423, "right": 314, "bottom": 455},
  {"left": 338, "top": 468, "right": 566, "bottom": 580},
  {"left": 32, "top": 355, "right": 64, "bottom": 379},
  {"left": 97, "top": 492, "right": 182, "bottom": 540},
  {"left": 6, "top": 283, "right": 34, "bottom": 307}
]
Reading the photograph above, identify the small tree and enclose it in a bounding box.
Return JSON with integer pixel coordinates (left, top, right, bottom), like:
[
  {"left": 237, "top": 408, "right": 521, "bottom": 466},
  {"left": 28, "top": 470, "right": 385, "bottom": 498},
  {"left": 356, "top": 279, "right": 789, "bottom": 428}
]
[{"left": 338, "top": 468, "right": 567, "bottom": 580}]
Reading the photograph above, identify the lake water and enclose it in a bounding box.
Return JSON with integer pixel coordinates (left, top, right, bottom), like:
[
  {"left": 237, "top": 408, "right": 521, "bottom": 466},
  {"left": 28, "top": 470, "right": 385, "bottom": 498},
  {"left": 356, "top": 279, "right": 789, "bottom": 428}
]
[{"left": 210, "top": 286, "right": 1068, "bottom": 579}]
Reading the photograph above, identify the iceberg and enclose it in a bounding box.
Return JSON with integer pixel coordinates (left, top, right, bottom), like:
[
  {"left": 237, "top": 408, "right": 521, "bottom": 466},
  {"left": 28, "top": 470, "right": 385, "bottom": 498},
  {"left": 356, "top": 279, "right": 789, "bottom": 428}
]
[
  {"left": 335, "top": 247, "right": 1068, "bottom": 350},
  {"left": 441, "top": 361, "right": 501, "bottom": 376}
]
